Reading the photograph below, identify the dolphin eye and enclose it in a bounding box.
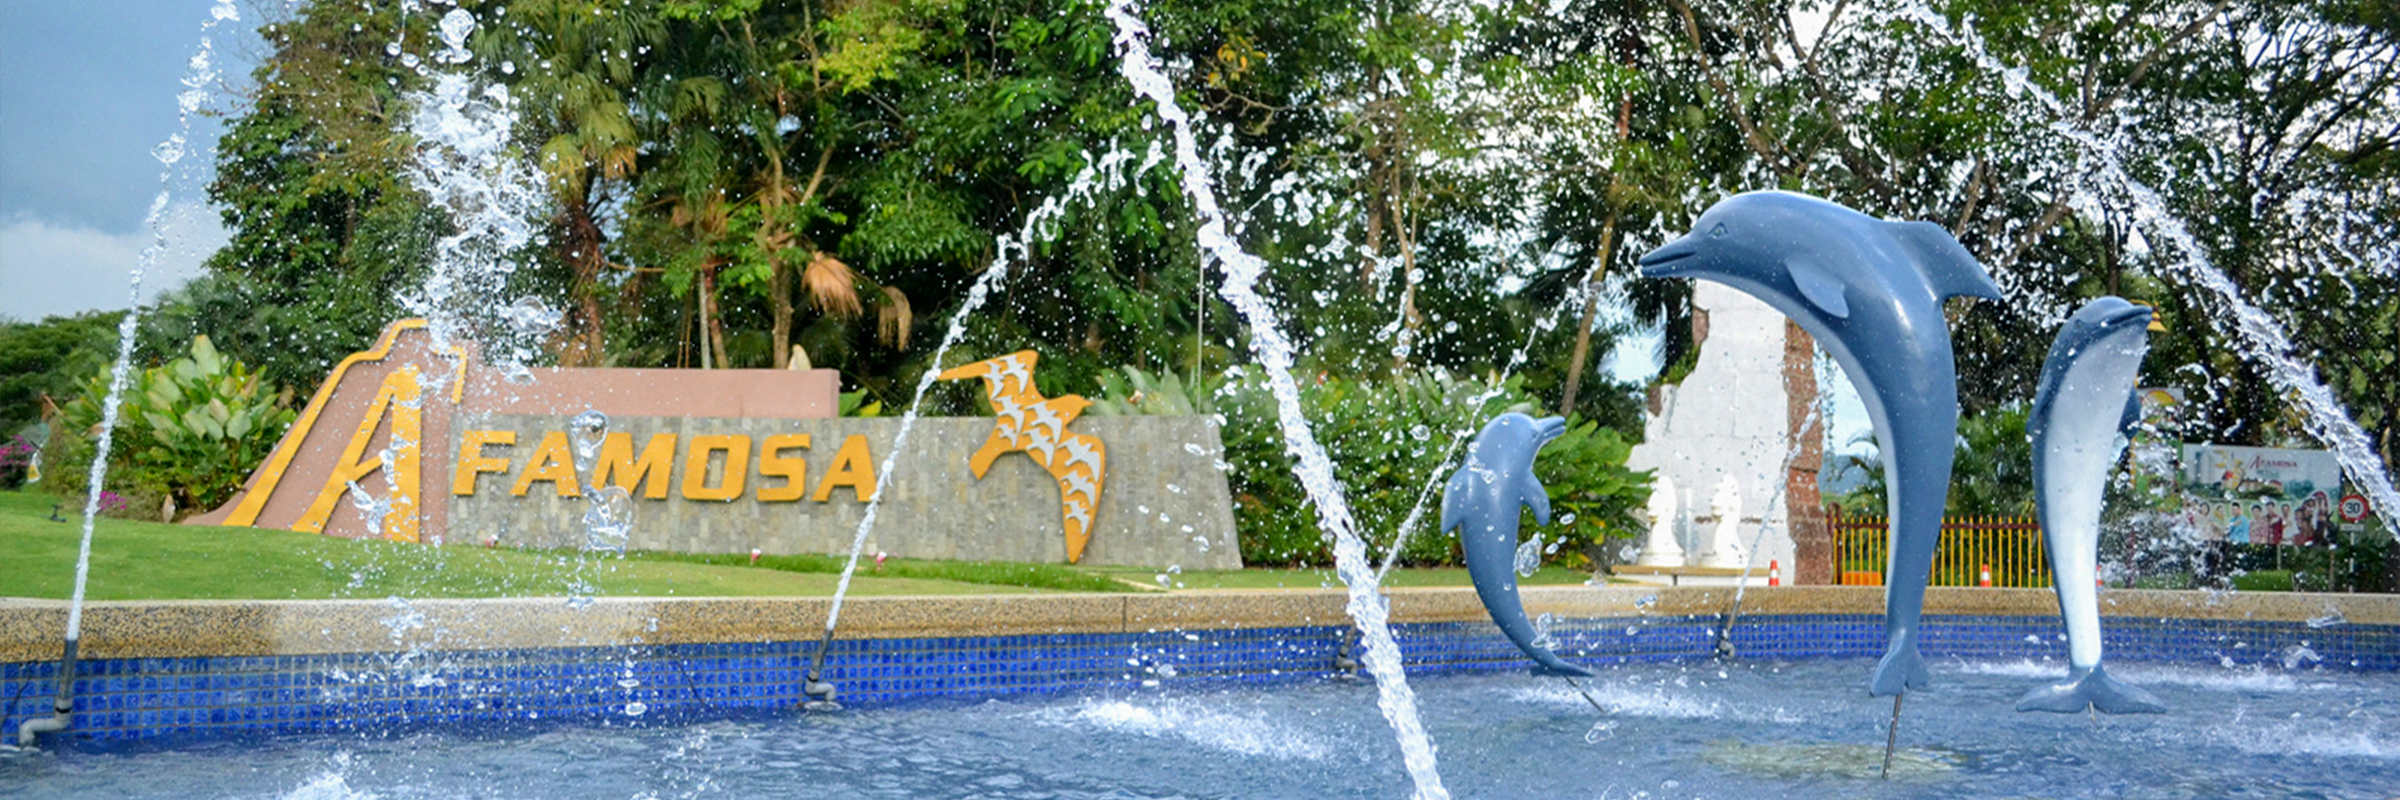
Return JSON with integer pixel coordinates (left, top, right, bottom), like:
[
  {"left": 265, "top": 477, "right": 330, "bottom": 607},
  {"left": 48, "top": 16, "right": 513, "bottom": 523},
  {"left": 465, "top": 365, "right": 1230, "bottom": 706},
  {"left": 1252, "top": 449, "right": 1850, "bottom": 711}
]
[{"left": 1709, "top": 223, "right": 1728, "bottom": 239}]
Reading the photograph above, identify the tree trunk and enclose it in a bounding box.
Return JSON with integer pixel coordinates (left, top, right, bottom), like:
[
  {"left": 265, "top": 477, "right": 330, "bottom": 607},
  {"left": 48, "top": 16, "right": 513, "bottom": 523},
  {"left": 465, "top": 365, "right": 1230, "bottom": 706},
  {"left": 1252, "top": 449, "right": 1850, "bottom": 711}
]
[
  {"left": 1560, "top": 214, "right": 1620, "bottom": 416},
  {"left": 699, "top": 265, "right": 729, "bottom": 369},
  {"left": 557, "top": 195, "right": 608, "bottom": 366},
  {"left": 769, "top": 257, "right": 792, "bottom": 369}
]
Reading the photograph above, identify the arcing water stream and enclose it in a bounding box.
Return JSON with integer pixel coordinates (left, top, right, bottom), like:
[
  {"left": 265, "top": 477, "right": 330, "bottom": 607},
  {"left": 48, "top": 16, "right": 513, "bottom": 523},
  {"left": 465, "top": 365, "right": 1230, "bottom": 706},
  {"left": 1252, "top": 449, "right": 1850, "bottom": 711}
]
[
  {"left": 1104, "top": 3, "right": 1451, "bottom": 797},
  {"left": 809, "top": 144, "right": 1165, "bottom": 681},
  {"left": 31, "top": 0, "right": 246, "bottom": 749},
  {"left": 1891, "top": 3, "right": 2400, "bottom": 538}
]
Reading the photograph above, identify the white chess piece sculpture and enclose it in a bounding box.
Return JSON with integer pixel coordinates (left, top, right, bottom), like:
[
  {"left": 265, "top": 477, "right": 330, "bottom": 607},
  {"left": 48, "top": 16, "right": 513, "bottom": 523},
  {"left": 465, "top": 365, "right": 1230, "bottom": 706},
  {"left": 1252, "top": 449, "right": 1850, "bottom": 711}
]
[
  {"left": 1635, "top": 474, "right": 1685, "bottom": 567},
  {"left": 1699, "top": 474, "right": 1748, "bottom": 568}
]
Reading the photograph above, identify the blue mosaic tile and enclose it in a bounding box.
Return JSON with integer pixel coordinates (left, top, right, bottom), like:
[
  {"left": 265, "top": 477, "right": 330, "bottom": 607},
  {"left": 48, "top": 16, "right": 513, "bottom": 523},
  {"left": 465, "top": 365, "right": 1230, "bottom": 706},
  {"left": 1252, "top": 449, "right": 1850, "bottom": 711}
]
[{"left": 1, "top": 612, "right": 2391, "bottom": 744}]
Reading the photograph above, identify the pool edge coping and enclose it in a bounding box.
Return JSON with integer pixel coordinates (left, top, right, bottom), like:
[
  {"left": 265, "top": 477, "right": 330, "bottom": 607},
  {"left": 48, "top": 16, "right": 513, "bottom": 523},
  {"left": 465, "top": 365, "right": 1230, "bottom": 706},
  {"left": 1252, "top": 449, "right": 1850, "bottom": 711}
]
[{"left": 3, "top": 586, "right": 2393, "bottom": 662}]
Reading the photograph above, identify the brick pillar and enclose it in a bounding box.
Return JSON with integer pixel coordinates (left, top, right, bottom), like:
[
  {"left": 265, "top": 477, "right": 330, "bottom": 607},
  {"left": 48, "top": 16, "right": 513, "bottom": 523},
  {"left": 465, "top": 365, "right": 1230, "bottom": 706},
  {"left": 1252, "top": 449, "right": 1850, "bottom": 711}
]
[{"left": 1784, "top": 320, "right": 1833, "bottom": 585}]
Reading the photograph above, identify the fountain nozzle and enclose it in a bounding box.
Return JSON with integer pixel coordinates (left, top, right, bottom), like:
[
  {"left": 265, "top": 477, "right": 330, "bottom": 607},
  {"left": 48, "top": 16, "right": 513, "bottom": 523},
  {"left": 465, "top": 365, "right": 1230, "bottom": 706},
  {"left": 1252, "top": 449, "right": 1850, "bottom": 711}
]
[{"left": 801, "top": 668, "right": 842, "bottom": 712}]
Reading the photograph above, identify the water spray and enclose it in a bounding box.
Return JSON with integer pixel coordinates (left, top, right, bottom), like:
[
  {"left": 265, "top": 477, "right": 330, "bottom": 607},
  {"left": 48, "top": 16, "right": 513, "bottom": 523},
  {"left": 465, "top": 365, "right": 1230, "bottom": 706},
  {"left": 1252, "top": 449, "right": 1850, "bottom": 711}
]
[
  {"left": 20, "top": 0, "right": 241, "bottom": 749},
  {"left": 1712, "top": 403, "right": 1825, "bottom": 660},
  {"left": 1106, "top": 4, "right": 1450, "bottom": 795},
  {"left": 799, "top": 145, "right": 1147, "bottom": 713},
  {"left": 1893, "top": 3, "right": 2400, "bottom": 538}
]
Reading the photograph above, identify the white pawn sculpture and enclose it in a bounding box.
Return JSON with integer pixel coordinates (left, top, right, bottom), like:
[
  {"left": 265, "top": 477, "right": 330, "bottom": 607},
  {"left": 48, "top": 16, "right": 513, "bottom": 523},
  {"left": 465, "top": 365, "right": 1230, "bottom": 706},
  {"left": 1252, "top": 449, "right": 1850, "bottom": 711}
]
[
  {"left": 1699, "top": 474, "right": 1748, "bottom": 568},
  {"left": 1635, "top": 474, "right": 1685, "bottom": 567}
]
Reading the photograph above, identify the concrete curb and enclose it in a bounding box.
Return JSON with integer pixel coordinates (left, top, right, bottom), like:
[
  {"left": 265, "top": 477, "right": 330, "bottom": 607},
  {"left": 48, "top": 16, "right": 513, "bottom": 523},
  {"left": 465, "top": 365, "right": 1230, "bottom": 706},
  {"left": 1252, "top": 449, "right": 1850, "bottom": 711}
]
[{"left": 3, "top": 586, "right": 2392, "bottom": 662}]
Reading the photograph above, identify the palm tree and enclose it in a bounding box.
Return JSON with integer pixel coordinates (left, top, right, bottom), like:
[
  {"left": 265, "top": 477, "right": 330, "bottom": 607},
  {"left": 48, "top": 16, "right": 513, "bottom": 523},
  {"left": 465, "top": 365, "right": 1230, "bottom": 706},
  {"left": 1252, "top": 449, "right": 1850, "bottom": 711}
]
[{"left": 481, "top": 0, "right": 662, "bottom": 365}]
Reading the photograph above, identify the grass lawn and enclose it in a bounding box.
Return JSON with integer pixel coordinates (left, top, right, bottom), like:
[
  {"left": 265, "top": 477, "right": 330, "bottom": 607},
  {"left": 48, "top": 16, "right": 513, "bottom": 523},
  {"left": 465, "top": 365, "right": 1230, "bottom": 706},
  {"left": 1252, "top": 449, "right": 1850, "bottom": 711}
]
[
  {"left": 3, "top": 489, "right": 1596, "bottom": 600},
  {"left": 0, "top": 490, "right": 1076, "bottom": 600},
  {"left": 1090, "top": 563, "right": 1600, "bottom": 590}
]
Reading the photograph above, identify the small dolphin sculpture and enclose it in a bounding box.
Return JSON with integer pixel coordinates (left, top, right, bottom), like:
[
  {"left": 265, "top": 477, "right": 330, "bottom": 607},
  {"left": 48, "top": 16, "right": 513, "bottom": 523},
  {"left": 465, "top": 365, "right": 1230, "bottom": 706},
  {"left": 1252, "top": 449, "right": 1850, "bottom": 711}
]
[
  {"left": 2018, "top": 297, "right": 2167, "bottom": 714},
  {"left": 1442, "top": 412, "right": 1590, "bottom": 676},
  {"left": 1639, "top": 191, "right": 2002, "bottom": 696}
]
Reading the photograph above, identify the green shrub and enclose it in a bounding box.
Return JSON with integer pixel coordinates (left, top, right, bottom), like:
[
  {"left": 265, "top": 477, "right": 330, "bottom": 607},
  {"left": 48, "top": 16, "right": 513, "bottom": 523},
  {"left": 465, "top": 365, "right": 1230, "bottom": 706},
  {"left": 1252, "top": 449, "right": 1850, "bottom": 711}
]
[
  {"left": 1111, "top": 368, "right": 1649, "bottom": 568},
  {"left": 55, "top": 336, "right": 296, "bottom": 519}
]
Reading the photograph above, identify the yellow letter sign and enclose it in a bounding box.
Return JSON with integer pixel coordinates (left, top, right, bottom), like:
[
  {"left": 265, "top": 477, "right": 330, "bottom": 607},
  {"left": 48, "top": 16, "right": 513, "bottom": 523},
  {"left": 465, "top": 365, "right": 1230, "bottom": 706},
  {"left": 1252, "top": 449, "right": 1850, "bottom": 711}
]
[{"left": 292, "top": 366, "right": 422, "bottom": 542}]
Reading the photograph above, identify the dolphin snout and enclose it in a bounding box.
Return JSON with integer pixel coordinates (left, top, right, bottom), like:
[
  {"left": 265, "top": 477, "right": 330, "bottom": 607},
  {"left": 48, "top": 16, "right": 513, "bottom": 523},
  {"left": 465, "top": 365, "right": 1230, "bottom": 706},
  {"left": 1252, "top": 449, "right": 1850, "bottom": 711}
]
[
  {"left": 1637, "top": 236, "right": 1701, "bottom": 277},
  {"left": 1534, "top": 416, "right": 1568, "bottom": 444},
  {"left": 2099, "top": 303, "right": 2153, "bottom": 331}
]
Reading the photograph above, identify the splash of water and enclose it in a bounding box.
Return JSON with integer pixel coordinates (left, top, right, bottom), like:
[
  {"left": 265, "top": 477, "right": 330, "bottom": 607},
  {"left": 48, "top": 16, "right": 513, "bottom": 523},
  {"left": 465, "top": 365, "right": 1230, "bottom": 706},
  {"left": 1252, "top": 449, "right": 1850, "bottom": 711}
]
[
  {"left": 399, "top": 8, "right": 550, "bottom": 378},
  {"left": 65, "top": 0, "right": 243, "bottom": 652},
  {"left": 1893, "top": 4, "right": 2400, "bottom": 538},
  {"left": 1103, "top": 4, "right": 1449, "bottom": 796},
  {"left": 1048, "top": 698, "right": 1339, "bottom": 761}
]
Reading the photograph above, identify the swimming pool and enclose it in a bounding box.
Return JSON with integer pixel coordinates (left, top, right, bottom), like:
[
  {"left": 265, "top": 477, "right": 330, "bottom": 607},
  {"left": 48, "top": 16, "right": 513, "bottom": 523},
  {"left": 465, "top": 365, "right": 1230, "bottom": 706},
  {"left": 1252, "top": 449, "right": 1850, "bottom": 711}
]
[
  {"left": 2, "top": 587, "right": 2394, "bottom": 796},
  {"left": 5, "top": 657, "right": 2394, "bottom": 798}
]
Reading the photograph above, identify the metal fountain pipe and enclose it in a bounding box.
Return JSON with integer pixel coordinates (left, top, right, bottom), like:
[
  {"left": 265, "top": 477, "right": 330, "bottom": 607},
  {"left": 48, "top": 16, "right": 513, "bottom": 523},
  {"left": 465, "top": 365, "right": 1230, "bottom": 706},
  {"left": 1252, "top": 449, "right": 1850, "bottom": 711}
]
[{"left": 16, "top": 639, "right": 77, "bottom": 747}]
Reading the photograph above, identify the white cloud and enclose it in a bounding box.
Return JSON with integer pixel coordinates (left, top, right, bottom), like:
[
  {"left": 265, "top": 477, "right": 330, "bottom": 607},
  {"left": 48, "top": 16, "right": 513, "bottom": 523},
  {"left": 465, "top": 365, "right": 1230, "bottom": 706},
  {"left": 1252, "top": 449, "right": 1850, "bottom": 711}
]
[{"left": 0, "top": 204, "right": 225, "bottom": 322}]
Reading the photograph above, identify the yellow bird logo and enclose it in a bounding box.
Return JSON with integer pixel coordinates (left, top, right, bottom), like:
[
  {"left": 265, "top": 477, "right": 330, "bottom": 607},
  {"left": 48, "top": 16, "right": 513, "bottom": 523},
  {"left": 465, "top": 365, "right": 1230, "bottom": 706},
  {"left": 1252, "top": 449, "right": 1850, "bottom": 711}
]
[{"left": 937, "top": 351, "right": 1107, "bottom": 563}]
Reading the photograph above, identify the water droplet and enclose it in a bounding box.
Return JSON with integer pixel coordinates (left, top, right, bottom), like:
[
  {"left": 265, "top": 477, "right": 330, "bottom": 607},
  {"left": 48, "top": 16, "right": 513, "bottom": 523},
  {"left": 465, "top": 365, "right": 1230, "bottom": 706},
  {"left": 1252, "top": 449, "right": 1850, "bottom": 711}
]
[
  {"left": 438, "top": 8, "right": 478, "bottom": 58},
  {"left": 1514, "top": 536, "right": 1542, "bottom": 577},
  {"left": 151, "top": 134, "right": 186, "bottom": 165},
  {"left": 623, "top": 701, "right": 648, "bottom": 717}
]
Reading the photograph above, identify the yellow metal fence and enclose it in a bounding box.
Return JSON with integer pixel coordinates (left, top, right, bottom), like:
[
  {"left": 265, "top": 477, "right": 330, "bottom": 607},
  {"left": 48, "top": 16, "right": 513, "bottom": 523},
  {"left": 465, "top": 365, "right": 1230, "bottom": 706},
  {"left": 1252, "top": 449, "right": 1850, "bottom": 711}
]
[{"left": 1831, "top": 511, "right": 2052, "bottom": 588}]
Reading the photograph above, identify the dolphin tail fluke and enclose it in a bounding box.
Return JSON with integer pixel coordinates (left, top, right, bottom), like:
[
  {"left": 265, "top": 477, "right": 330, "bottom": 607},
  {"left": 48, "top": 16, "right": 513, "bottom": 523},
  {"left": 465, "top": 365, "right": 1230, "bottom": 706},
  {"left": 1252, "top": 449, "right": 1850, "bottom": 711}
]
[
  {"left": 2014, "top": 664, "right": 2167, "bottom": 714},
  {"left": 1868, "top": 641, "right": 1930, "bottom": 697}
]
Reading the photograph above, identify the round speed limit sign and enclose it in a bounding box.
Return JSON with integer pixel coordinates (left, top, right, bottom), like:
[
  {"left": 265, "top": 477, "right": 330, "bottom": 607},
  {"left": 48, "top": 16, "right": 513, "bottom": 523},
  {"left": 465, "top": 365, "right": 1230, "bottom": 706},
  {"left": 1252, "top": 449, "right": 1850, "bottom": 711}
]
[{"left": 2339, "top": 494, "right": 2369, "bottom": 523}]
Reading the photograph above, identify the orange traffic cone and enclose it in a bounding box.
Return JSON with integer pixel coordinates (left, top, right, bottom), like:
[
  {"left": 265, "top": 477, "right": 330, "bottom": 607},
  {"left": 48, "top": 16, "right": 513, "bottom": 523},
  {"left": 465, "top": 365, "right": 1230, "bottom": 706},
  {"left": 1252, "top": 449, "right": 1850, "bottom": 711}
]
[
  {"left": 1768, "top": 559, "right": 1781, "bottom": 587},
  {"left": 1979, "top": 563, "right": 1993, "bottom": 587}
]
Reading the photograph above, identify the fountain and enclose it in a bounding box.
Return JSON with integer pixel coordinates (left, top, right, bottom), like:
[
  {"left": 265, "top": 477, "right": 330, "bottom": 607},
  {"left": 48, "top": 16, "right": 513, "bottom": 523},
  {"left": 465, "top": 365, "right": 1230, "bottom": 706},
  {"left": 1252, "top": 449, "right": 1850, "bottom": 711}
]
[{"left": 4, "top": 0, "right": 2397, "bottom": 798}]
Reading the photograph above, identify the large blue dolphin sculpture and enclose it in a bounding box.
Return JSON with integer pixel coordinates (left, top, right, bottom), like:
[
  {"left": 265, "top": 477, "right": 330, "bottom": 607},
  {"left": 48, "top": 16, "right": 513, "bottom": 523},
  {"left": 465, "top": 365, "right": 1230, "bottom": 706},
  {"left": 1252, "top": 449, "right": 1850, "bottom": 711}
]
[
  {"left": 1637, "top": 190, "right": 2003, "bottom": 696},
  {"left": 2019, "top": 297, "right": 2168, "bottom": 714},
  {"left": 1441, "top": 412, "right": 1592, "bottom": 676}
]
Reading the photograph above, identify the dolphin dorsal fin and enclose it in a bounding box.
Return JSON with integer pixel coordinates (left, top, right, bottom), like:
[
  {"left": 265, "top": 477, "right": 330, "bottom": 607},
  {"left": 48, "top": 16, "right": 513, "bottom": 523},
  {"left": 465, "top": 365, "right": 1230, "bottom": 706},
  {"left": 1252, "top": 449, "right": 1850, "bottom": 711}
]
[
  {"left": 1885, "top": 220, "right": 2003, "bottom": 301},
  {"left": 1787, "top": 256, "right": 1850, "bottom": 319}
]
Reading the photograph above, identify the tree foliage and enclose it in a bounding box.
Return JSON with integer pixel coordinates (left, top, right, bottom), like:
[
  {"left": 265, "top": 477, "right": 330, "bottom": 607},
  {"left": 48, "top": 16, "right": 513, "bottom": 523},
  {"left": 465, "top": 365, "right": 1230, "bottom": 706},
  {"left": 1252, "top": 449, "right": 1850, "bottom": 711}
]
[{"left": 16, "top": 0, "right": 2395, "bottom": 558}]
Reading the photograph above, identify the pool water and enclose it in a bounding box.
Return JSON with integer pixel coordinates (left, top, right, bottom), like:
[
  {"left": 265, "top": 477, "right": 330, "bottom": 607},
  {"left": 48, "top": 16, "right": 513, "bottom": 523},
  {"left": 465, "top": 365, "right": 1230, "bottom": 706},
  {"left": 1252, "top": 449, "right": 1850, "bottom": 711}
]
[{"left": 3, "top": 657, "right": 2393, "bottom": 799}]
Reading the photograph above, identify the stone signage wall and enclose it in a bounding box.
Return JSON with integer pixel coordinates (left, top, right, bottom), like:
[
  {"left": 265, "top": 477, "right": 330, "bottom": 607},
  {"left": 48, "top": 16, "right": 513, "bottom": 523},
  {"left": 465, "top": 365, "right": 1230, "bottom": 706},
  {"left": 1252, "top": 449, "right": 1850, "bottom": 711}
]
[{"left": 446, "top": 415, "right": 1243, "bottom": 570}]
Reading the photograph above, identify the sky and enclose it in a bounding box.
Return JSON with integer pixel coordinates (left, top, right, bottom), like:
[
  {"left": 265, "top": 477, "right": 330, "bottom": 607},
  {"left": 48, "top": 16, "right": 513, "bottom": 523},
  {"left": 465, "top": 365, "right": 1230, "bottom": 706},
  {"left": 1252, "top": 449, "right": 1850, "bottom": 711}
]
[{"left": 0, "top": 0, "right": 255, "bottom": 323}]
